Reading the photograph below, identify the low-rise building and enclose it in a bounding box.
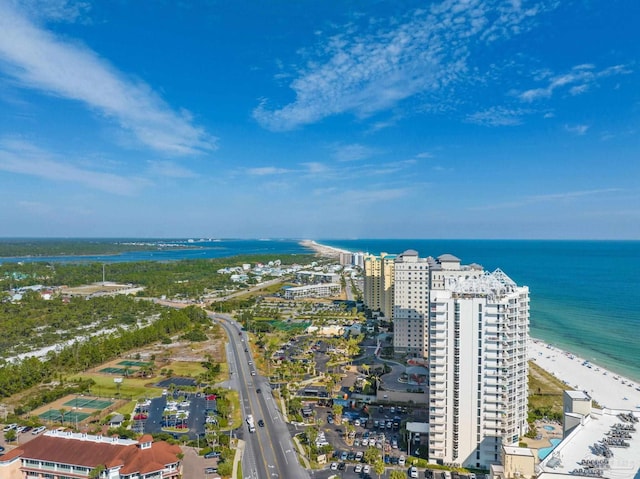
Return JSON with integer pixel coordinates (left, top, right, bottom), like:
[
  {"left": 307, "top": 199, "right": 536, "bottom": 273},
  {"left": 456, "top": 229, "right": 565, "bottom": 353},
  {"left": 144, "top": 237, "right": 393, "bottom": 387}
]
[{"left": 0, "top": 431, "right": 181, "bottom": 479}]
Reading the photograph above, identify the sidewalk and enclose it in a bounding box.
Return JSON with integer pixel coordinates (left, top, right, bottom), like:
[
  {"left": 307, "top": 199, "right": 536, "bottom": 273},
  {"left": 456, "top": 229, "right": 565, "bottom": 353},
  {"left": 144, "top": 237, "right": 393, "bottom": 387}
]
[
  {"left": 292, "top": 434, "right": 311, "bottom": 469},
  {"left": 232, "top": 439, "right": 245, "bottom": 479}
]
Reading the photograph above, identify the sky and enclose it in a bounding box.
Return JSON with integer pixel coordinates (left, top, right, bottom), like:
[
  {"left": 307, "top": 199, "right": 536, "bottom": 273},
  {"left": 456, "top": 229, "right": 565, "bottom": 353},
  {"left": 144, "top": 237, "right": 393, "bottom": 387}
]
[{"left": 0, "top": 0, "right": 638, "bottom": 240}]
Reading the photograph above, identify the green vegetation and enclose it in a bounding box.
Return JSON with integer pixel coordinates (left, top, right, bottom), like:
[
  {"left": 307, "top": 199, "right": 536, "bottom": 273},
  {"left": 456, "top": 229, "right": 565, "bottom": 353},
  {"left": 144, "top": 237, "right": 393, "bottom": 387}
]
[
  {"left": 0, "top": 239, "right": 166, "bottom": 257},
  {"left": 0, "top": 294, "right": 165, "bottom": 358},
  {"left": 1, "top": 254, "right": 315, "bottom": 298},
  {"left": 0, "top": 306, "right": 207, "bottom": 400},
  {"left": 528, "top": 360, "right": 567, "bottom": 424}
]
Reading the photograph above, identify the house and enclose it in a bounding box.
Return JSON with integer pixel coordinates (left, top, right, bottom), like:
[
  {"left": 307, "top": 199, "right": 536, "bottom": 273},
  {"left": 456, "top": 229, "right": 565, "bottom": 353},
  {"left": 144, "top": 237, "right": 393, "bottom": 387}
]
[
  {"left": 0, "top": 430, "right": 181, "bottom": 479},
  {"left": 109, "top": 414, "right": 125, "bottom": 427}
]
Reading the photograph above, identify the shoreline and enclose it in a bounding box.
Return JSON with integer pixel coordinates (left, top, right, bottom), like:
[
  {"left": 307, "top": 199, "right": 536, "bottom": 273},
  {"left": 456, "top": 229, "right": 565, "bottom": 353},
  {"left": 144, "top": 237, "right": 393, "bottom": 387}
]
[
  {"left": 529, "top": 338, "right": 640, "bottom": 411},
  {"left": 299, "top": 239, "right": 351, "bottom": 258}
]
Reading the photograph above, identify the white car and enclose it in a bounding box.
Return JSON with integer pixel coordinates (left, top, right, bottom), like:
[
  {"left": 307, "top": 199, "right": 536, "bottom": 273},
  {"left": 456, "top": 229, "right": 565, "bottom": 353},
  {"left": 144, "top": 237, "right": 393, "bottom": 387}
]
[
  {"left": 398, "top": 455, "right": 406, "bottom": 466},
  {"left": 363, "top": 465, "right": 370, "bottom": 474},
  {"left": 354, "top": 464, "right": 363, "bottom": 473},
  {"left": 330, "top": 462, "right": 338, "bottom": 470},
  {"left": 410, "top": 466, "right": 419, "bottom": 478}
]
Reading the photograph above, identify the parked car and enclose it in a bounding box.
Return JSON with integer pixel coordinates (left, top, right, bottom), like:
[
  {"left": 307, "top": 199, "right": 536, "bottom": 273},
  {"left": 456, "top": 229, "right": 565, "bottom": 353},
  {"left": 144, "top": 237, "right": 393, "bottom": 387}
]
[
  {"left": 204, "top": 451, "right": 221, "bottom": 459},
  {"left": 330, "top": 462, "right": 338, "bottom": 470},
  {"left": 410, "top": 466, "right": 419, "bottom": 478}
]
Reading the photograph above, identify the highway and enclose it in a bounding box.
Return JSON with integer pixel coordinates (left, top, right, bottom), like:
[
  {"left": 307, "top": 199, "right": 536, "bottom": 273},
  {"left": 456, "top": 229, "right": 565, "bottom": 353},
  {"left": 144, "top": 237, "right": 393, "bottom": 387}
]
[{"left": 211, "top": 312, "right": 310, "bottom": 479}]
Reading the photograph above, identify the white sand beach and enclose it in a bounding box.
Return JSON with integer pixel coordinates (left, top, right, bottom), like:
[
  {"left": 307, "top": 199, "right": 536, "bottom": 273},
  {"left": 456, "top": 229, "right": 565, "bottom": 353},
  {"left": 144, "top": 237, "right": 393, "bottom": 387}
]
[
  {"left": 529, "top": 339, "right": 640, "bottom": 411},
  {"left": 300, "top": 240, "right": 351, "bottom": 258}
]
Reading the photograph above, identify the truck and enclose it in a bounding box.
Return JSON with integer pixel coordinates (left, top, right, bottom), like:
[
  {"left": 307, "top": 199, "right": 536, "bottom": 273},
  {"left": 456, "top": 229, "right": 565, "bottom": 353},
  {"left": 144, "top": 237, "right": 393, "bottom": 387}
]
[{"left": 246, "top": 414, "right": 256, "bottom": 433}]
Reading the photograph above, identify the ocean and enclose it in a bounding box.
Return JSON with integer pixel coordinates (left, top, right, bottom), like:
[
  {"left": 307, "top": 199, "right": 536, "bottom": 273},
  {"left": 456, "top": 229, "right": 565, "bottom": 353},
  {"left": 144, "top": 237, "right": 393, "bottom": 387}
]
[
  {"left": 320, "top": 239, "right": 640, "bottom": 383},
  {"left": 2, "top": 238, "right": 639, "bottom": 382}
]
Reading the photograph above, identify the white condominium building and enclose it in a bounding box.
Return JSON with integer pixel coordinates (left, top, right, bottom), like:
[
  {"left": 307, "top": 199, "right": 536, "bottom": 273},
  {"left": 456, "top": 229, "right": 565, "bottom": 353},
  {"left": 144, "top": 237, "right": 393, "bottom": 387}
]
[
  {"left": 428, "top": 269, "right": 529, "bottom": 468},
  {"left": 363, "top": 253, "right": 395, "bottom": 318}
]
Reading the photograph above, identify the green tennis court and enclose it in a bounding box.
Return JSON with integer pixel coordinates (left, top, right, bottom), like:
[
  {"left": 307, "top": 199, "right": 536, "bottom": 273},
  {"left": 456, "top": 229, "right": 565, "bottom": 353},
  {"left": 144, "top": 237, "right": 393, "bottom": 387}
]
[
  {"left": 100, "top": 367, "right": 128, "bottom": 374},
  {"left": 63, "top": 398, "right": 113, "bottom": 409},
  {"left": 39, "top": 409, "right": 91, "bottom": 423},
  {"left": 118, "top": 360, "right": 151, "bottom": 367}
]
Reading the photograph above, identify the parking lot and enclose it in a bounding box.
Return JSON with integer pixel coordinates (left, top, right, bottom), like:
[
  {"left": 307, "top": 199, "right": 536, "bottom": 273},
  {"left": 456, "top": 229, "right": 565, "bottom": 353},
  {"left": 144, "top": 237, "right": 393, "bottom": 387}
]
[{"left": 137, "top": 391, "right": 211, "bottom": 439}]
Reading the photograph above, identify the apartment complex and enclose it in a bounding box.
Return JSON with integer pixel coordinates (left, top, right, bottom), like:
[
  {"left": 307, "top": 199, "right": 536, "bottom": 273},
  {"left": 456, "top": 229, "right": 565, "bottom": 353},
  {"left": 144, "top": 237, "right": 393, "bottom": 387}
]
[
  {"left": 283, "top": 282, "right": 341, "bottom": 299},
  {"left": 0, "top": 431, "right": 182, "bottom": 479},
  {"left": 363, "top": 249, "right": 530, "bottom": 468},
  {"left": 363, "top": 253, "right": 395, "bottom": 319},
  {"left": 428, "top": 269, "right": 529, "bottom": 468},
  {"left": 392, "top": 250, "right": 430, "bottom": 356}
]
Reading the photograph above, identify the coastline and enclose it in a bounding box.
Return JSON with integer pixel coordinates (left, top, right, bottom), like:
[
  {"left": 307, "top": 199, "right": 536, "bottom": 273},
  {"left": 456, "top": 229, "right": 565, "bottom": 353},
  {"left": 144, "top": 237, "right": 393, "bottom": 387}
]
[
  {"left": 299, "top": 239, "right": 350, "bottom": 258},
  {"left": 529, "top": 338, "right": 640, "bottom": 411}
]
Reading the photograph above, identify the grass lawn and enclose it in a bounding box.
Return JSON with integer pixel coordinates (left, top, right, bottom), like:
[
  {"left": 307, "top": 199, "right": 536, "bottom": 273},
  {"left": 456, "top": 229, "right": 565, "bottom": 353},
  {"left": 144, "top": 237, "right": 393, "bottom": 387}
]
[
  {"left": 74, "top": 374, "right": 159, "bottom": 400},
  {"left": 165, "top": 361, "right": 206, "bottom": 377},
  {"left": 116, "top": 400, "right": 138, "bottom": 416}
]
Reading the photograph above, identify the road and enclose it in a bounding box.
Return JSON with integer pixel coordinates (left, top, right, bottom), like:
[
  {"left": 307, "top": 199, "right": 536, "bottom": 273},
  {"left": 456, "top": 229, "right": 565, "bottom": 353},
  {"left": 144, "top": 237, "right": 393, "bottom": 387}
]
[{"left": 211, "top": 312, "right": 310, "bottom": 479}]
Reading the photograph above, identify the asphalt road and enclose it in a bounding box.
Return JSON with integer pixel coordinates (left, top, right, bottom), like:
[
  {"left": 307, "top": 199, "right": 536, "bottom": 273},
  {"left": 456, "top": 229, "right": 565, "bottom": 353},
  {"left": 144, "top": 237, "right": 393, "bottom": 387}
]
[{"left": 212, "top": 312, "right": 310, "bottom": 479}]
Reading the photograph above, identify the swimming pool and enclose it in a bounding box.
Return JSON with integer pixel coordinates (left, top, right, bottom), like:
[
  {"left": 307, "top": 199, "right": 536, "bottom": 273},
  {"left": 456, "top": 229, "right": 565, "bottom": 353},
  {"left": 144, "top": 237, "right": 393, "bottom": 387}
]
[
  {"left": 538, "top": 438, "right": 562, "bottom": 460},
  {"left": 543, "top": 425, "right": 555, "bottom": 431}
]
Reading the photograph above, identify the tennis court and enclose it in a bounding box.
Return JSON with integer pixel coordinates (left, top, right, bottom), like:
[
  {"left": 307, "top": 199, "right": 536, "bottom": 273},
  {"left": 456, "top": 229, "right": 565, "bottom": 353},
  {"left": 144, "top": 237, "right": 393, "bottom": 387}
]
[
  {"left": 63, "top": 398, "right": 113, "bottom": 409},
  {"left": 100, "top": 367, "right": 128, "bottom": 374},
  {"left": 118, "top": 360, "right": 151, "bottom": 367},
  {"left": 39, "top": 409, "right": 91, "bottom": 423}
]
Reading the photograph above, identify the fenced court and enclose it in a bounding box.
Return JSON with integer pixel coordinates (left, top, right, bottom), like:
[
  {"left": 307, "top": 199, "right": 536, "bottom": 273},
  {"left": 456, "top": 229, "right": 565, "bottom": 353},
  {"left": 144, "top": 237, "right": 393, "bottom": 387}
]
[
  {"left": 39, "top": 409, "right": 92, "bottom": 424},
  {"left": 62, "top": 398, "right": 113, "bottom": 410},
  {"left": 118, "top": 360, "right": 151, "bottom": 367},
  {"left": 99, "top": 367, "right": 129, "bottom": 374}
]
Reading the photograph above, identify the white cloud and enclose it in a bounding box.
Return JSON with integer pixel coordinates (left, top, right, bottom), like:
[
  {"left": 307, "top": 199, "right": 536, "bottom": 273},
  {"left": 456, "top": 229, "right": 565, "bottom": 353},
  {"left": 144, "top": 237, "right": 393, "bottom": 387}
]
[
  {"left": 245, "top": 166, "right": 292, "bottom": 176},
  {"left": 331, "top": 143, "right": 378, "bottom": 162},
  {"left": 565, "top": 124, "right": 589, "bottom": 135},
  {"left": 254, "top": 0, "right": 554, "bottom": 131},
  {"left": 0, "top": 2, "right": 216, "bottom": 156},
  {"left": 466, "top": 106, "right": 527, "bottom": 126},
  {"left": 472, "top": 188, "right": 621, "bottom": 210},
  {"left": 518, "top": 63, "right": 631, "bottom": 102},
  {"left": 0, "top": 138, "right": 145, "bottom": 195},
  {"left": 147, "top": 160, "right": 198, "bottom": 178}
]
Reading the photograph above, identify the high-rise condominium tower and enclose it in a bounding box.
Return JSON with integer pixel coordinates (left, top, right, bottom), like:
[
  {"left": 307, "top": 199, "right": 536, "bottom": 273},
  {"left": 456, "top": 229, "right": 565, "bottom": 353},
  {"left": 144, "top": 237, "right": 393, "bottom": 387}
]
[
  {"left": 363, "top": 253, "right": 395, "bottom": 319},
  {"left": 428, "top": 269, "right": 529, "bottom": 468}
]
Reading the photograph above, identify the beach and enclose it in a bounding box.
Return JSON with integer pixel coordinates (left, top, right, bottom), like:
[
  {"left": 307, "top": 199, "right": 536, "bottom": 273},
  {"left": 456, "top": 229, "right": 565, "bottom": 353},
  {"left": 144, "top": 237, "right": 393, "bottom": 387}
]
[
  {"left": 300, "top": 239, "right": 350, "bottom": 258},
  {"left": 529, "top": 339, "right": 640, "bottom": 411}
]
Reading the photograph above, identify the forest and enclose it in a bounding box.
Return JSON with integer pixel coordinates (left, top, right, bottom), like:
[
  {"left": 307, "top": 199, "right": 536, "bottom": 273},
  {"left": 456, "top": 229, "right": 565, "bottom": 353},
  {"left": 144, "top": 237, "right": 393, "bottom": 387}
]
[
  {"left": 0, "top": 238, "right": 172, "bottom": 257},
  {"left": 0, "top": 305, "right": 208, "bottom": 400},
  {"left": 0, "top": 293, "right": 165, "bottom": 359}
]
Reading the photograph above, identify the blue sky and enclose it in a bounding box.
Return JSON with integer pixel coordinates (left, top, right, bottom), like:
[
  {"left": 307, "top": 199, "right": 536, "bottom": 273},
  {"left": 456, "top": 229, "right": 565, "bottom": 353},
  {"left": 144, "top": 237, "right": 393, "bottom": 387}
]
[{"left": 0, "top": 0, "right": 638, "bottom": 239}]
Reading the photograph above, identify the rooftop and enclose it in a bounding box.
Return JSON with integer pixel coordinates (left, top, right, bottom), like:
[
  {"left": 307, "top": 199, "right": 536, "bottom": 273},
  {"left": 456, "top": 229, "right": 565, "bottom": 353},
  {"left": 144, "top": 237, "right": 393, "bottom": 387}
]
[{"left": 538, "top": 409, "right": 640, "bottom": 479}]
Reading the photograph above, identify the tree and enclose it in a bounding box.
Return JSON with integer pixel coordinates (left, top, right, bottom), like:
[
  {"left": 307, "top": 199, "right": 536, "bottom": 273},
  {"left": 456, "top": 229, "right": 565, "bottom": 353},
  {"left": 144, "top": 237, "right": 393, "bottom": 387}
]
[
  {"left": 374, "top": 459, "right": 385, "bottom": 479},
  {"left": 88, "top": 464, "right": 105, "bottom": 479},
  {"left": 4, "top": 428, "right": 17, "bottom": 443},
  {"left": 217, "top": 460, "right": 233, "bottom": 477},
  {"left": 390, "top": 471, "right": 406, "bottom": 479},
  {"left": 363, "top": 446, "right": 380, "bottom": 464}
]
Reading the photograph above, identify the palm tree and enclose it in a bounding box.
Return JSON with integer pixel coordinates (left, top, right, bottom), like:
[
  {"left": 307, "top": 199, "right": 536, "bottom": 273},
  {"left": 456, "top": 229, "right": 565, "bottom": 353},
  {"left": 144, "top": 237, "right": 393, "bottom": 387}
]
[
  {"left": 374, "top": 459, "right": 385, "bottom": 479},
  {"left": 59, "top": 408, "right": 67, "bottom": 425}
]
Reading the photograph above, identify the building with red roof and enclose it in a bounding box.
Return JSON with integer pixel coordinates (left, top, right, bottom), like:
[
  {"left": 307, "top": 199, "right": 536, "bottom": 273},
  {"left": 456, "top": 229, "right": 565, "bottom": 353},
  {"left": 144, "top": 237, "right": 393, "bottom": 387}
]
[{"left": 0, "top": 430, "right": 182, "bottom": 479}]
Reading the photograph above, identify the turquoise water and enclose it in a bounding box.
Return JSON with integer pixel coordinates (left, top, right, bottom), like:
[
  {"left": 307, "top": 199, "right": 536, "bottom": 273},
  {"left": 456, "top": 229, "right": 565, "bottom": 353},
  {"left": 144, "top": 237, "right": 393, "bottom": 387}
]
[
  {"left": 321, "top": 240, "right": 640, "bottom": 383},
  {"left": 539, "top": 438, "right": 562, "bottom": 460},
  {"left": 543, "top": 425, "right": 555, "bottom": 431}
]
